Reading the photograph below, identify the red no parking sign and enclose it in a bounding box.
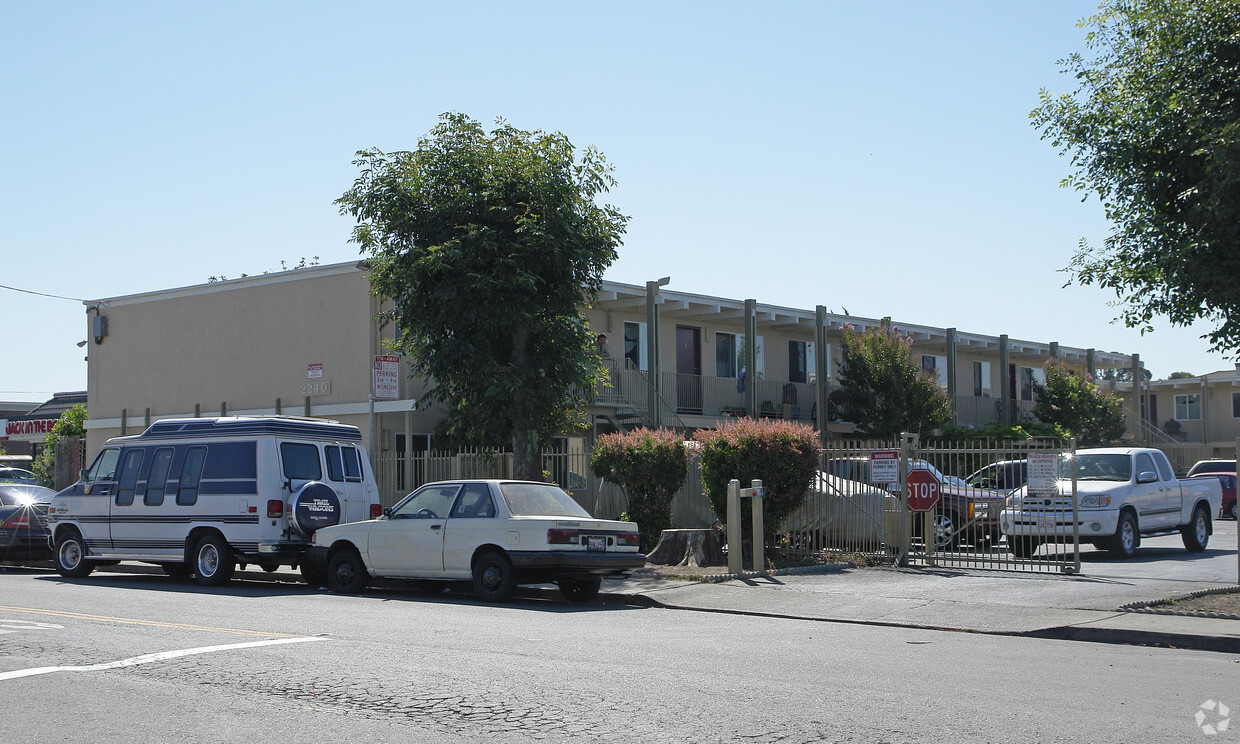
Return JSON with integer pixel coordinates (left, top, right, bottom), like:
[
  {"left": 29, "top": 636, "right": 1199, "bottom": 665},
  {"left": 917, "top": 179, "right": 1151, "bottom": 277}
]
[{"left": 906, "top": 469, "right": 940, "bottom": 512}]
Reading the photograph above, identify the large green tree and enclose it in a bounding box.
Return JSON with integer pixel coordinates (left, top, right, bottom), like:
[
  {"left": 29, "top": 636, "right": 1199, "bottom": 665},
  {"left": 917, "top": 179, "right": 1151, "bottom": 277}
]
[
  {"left": 1032, "top": 361, "right": 1127, "bottom": 447},
  {"left": 1031, "top": 0, "right": 1240, "bottom": 355},
  {"left": 337, "top": 114, "right": 628, "bottom": 479},
  {"left": 836, "top": 320, "right": 953, "bottom": 440}
]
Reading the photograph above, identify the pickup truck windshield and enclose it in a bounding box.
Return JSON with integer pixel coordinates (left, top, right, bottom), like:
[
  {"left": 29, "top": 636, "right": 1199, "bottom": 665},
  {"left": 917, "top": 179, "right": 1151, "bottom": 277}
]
[{"left": 1062, "top": 454, "right": 1132, "bottom": 482}]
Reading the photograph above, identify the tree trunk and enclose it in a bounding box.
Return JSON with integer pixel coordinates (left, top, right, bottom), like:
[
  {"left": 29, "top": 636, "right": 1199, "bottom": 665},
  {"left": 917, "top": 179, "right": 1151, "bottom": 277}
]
[
  {"left": 508, "top": 321, "right": 542, "bottom": 481},
  {"left": 644, "top": 529, "right": 725, "bottom": 567}
]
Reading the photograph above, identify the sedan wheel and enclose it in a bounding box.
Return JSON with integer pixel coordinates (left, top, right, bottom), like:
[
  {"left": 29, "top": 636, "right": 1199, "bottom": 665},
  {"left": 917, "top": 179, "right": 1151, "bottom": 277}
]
[
  {"left": 472, "top": 551, "right": 516, "bottom": 603},
  {"left": 326, "top": 551, "right": 370, "bottom": 594}
]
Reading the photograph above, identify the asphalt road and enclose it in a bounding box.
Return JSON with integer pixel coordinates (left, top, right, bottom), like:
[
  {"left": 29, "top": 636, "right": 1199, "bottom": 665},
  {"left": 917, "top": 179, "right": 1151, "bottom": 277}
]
[{"left": 1, "top": 564, "right": 1236, "bottom": 743}]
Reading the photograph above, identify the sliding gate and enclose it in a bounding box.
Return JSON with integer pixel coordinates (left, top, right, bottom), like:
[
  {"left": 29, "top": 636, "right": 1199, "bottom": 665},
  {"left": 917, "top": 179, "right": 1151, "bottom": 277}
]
[{"left": 782, "top": 436, "right": 1078, "bottom": 573}]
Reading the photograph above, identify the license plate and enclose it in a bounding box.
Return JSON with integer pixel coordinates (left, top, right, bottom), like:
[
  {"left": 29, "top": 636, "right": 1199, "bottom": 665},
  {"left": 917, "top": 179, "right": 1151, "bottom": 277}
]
[{"left": 585, "top": 536, "right": 606, "bottom": 552}]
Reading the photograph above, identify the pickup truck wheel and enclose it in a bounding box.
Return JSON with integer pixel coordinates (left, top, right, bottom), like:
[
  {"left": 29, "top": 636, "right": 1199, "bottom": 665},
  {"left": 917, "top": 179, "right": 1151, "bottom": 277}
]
[
  {"left": 1107, "top": 511, "right": 1139, "bottom": 559},
  {"left": 1228, "top": 502, "right": 1237, "bottom": 520},
  {"left": 327, "top": 550, "right": 370, "bottom": 593},
  {"left": 1181, "top": 505, "right": 1210, "bottom": 552},
  {"left": 193, "top": 534, "right": 236, "bottom": 586},
  {"left": 54, "top": 530, "right": 94, "bottom": 578},
  {"left": 558, "top": 576, "right": 602, "bottom": 603},
  {"left": 1008, "top": 535, "right": 1041, "bottom": 559},
  {"left": 472, "top": 550, "right": 516, "bottom": 603}
]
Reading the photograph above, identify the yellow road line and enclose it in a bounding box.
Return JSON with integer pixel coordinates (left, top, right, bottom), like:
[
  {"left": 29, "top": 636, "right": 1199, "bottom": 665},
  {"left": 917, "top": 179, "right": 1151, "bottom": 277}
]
[{"left": 0, "top": 606, "right": 310, "bottom": 639}]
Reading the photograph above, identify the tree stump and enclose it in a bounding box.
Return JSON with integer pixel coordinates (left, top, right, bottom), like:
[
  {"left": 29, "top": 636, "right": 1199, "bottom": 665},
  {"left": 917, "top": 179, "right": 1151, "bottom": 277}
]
[{"left": 645, "top": 529, "right": 725, "bottom": 567}]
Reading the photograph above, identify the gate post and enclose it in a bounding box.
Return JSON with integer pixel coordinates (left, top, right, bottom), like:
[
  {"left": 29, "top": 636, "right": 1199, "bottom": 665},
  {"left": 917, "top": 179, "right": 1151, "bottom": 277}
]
[
  {"left": 726, "top": 478, "right": 766, "bottom": 574},
  {"left": 896, "top": 435, "right": 915, "bottom": 567}
]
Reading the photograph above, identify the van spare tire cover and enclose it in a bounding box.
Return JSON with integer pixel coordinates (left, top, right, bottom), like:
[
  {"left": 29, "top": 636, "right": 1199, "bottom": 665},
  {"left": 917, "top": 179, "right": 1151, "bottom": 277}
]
[{"left": 290, "top": 482, "right": 342, "bottom": 536}]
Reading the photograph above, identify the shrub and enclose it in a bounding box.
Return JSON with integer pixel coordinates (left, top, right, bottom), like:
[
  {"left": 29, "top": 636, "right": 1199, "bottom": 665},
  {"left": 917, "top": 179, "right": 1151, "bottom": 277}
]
[
  {"left": 589, "top": 428, "right": 686, "bottom": 552},
  {"left": 695, "top": 418, "right": 820, "bottom": 547},
  {"left": 1032, "top": 361, "right": 1127, "bottom": 447},
  {"left": 32, "top": 403, "right": 87, "bottom": 487},
  {"left": 836, "top": 320, "right": 953, "bottom": 439}
]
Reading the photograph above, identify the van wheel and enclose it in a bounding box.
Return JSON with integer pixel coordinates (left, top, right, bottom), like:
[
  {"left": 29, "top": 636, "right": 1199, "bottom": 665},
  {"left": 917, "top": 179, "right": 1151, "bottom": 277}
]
[
  {"left": 327, "top": 550, "right": 370, "bottom": 594},
  {"left": 1181, "top": 505, "right": 1210, "bottom": 552},
  {"left": 1107, "top": 511, "right": 1139, "bottom": 559},
  {"left": 193, "top": 535, "right": 236, "bottom": 586},
  {"left": 472, "top": 551, "right": 516, "bottom": 602},
  {"left": 54, "top": 531, "right": 94, "bottom": 578}
]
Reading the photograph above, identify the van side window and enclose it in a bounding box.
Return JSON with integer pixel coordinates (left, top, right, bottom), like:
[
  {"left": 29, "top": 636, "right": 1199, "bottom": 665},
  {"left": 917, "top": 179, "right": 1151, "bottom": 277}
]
[
  {"left": 281, "top": 443, "right": 322, "bottom": 481},
  {"left": 177, "top": 446, "right": 207, "bottom": 506},
  {"left": 325, "top": 445, "right": 362, "bottom": 483},
  {"left": 88, "top": 448, "right": 121, "bottom": 482},
  {"left": 144, "top": 448, "right": 174, "bottom": 506},
  {"left": 115, "top": 450, "right": 145, "bottom": 506}
]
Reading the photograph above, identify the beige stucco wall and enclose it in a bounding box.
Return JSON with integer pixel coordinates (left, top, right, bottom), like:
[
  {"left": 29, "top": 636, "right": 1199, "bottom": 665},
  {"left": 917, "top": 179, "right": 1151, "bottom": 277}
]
[{"left": 83, "top": 264, "right": 438, "bottom": 461}]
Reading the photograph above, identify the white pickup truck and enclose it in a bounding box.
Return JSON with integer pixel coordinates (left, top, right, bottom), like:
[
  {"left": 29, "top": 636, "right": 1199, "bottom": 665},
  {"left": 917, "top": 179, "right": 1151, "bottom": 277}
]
[{"left": 1000, "top": 447, "right": 1222, "bottom": 559}]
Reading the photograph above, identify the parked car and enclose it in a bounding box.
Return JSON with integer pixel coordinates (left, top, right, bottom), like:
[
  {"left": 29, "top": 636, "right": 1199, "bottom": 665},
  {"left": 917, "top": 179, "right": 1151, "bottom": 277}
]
[
  {"left": 0, "top": 467, "right": 38, "bottom": 484},
  {"left": 1189, "top": 472, "right": 1236, "bottom": 520},
  {"left": 824, "top": 457, "right": 991, "bottom": 549},
  {"left": 310, "top": 480, "right": 646, "bottom": 602},
  {"left": 1186, "top": 459, "right": 1237, "bottom": 477},
  {"left": 1001, "top": 448, "right": 1222, "bottom": 558},
  {"left": 0, "top": 483, "right": 56, "bottom": 561},
  {"left": 963, "top": 460, "right": 1027, "bottom": 491}
]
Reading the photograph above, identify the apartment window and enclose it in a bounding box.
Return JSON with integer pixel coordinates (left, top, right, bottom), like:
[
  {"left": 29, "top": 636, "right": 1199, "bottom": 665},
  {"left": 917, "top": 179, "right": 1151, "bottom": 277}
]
[
  {"left": 921, "top": 355, "right": 947, "bottom": 389},
  {"left": 1233, "top": 392, "right": 1240, "bottom": 419},
  {"left": 789, "top": 340, "right": 808, "bottom": 384},
  {"left": 973, "top": 361, "right": 992, "bottom": 398},
  {"left": 623, "top": 321, "right": 647, "bottom": 372},
  {"left": 739, "top": 335, "right": 765, "bottom": 381},
  {"left": 1175, "top": 394, "right": 1202, "bottom": 421},
  {"left": 1019, "top": 366, "right": 1046, "bottom": 402},
  {"left": 716, "top": 332, "right": 737, "bottom": 378}
]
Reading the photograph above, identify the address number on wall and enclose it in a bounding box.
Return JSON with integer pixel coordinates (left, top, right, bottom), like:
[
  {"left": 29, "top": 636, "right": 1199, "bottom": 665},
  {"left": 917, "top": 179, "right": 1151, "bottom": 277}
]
[{"left": 301, "top": 380, "right": 332, "bottom": 397}]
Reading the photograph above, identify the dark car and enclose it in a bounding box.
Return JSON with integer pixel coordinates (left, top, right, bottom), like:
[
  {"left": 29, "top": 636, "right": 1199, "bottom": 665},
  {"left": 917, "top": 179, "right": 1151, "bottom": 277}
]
[
  {"left": 0, "top": 484, "right": 56, "bottom": 562},
  {"left": 1189, "top": 472, "right": 1236, "bottom": 520},
  {"left": 825, "top": 457, "right": 997, "bottom": 549}
]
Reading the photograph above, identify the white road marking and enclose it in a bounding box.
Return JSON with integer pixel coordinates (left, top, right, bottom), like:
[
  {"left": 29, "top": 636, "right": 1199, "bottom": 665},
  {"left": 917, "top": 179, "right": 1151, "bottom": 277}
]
[
  {"left": 0, "top": 636, "right": 326, "bottom": 681},
  {"left": 0, "top": 619, "right": 65, "bottom": 635}
]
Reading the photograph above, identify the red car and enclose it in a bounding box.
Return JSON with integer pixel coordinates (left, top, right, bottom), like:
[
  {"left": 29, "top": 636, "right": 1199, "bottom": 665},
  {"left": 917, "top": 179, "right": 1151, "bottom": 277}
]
[{"left": 1189, "top": 472, "right": 1236, "bottom": 520}]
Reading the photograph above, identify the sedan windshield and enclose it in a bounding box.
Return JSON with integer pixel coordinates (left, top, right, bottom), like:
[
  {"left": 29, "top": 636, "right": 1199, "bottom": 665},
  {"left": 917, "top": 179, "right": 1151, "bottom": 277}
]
[
  {"left": 500, "top": 482, "right": 592, "bottom": 518},
  {"left": 1062, "top": 454, "right": 1132, "bottom": 482}
]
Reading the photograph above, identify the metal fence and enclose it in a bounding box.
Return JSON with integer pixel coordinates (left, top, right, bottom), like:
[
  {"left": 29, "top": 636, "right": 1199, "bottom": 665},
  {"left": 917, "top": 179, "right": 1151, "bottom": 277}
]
[{"left": 380, "top": 436, "right": 1078, "bottom": 574}]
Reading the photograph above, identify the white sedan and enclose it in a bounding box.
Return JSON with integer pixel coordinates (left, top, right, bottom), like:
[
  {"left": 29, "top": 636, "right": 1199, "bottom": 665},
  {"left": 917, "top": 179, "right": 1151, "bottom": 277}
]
[{"left": 309, "top": 480, "right": 645, "bottom": 602}]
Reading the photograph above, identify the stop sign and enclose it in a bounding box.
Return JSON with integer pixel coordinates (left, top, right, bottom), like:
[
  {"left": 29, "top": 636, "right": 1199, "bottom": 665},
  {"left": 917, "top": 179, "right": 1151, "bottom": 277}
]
[{"left": 906, "top": 469, "right": 941, "bottom": 512}]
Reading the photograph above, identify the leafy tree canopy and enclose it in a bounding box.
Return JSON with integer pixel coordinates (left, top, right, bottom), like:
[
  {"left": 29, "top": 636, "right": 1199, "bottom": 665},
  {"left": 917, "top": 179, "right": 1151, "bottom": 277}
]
[
  {"left": 1032, "top": 361, "right": 1128, "bottom": 447},
  {"left": 836, "top": 320, "right": 953, "bottom": 440},
  {"left": 336, "top": 114, "right": 628, "bottom": 478},
  {"left": 1166, "top": 370, "right": 1196, "bottom": 379},
  {"left": 1032, "top": 0, "right": 1240, "bottom": 356}
]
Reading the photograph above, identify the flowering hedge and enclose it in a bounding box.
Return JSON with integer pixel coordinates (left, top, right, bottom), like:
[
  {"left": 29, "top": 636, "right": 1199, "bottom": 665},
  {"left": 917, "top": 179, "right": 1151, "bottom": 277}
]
[
  {"left": 589, "top": 428, "right": 686, "bottom": 552},
  {"left": 695, "top": 417, "right": 819, "bottom": 547}
]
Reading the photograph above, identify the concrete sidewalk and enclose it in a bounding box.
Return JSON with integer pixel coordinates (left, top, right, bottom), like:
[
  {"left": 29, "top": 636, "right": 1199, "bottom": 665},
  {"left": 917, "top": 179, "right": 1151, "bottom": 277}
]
[{"left": 591, "top": 565, "right": 1240, "bottom": 654}]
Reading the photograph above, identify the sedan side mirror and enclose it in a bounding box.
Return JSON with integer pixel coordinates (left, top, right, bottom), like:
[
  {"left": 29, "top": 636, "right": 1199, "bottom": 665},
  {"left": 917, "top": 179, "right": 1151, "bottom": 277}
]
[
  {"left": 79, "top": 468, "right": 90, "bottom": 482},
  {"left": 382, "top": 506, "right": 393, "bottom": 518}
]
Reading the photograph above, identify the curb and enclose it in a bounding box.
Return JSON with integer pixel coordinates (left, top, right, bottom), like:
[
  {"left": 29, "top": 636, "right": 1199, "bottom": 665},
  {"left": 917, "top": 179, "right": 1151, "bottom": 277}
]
[{"left": 1117, "top": 585, "right": 1240, "bottom": 621}]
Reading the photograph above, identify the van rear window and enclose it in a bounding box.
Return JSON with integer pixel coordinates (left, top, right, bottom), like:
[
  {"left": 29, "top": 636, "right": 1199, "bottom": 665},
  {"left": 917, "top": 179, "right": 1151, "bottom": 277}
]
[
  {"left": 281, "top": 443, "right": 322, "bottom": 481},
  {"left": 325, "top": 446, "right": 362, "bottom": 482}
]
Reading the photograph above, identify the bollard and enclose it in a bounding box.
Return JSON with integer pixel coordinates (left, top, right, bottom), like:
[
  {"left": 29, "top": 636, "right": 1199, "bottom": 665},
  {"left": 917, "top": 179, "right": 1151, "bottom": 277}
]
[{"left": 726, "top": 478, "right": 766, "bottom": 574}]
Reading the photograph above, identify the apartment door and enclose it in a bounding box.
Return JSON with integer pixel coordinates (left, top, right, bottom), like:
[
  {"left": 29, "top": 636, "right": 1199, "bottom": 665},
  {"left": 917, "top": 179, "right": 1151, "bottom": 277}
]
[{"left": 676, "top": 326, "right": 702, "bottom": 414}]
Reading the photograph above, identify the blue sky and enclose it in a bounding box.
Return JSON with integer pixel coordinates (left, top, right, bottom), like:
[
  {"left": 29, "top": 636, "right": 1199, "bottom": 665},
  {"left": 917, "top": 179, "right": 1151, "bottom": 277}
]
[{"left": 1, "top": 1, "right": 1230, "bottom": 401}]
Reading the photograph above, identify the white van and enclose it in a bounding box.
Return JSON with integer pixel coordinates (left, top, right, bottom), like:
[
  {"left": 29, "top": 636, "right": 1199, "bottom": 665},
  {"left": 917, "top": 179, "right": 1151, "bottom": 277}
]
[{"left": 47, "top": 416, "right": 381, "bottom": 586}]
